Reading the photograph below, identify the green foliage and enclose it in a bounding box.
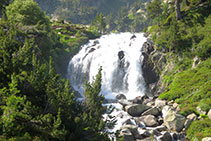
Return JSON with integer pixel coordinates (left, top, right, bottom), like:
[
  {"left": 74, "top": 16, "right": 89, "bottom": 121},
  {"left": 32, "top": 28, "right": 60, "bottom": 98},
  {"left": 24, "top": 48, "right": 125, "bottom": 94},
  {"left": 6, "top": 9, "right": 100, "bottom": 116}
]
[
  {"left": 147, "top": 0, "right": 162, "bottom": 23},
  {"left": 6, "top": 0, "right": 50, "bottom": 28},
  {"left": 187, "top": 119, "right": 211, "bottom": 140},
  {"left": 159, "top": 58, "right": 211, "bottom": 115}
]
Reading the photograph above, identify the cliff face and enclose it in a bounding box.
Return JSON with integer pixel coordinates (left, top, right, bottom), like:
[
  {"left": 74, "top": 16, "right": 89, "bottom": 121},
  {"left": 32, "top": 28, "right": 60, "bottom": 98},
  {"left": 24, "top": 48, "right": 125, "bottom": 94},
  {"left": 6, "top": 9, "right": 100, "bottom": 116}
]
[{"left": 141, "top": 38, "right": 168, "bottom": 98}]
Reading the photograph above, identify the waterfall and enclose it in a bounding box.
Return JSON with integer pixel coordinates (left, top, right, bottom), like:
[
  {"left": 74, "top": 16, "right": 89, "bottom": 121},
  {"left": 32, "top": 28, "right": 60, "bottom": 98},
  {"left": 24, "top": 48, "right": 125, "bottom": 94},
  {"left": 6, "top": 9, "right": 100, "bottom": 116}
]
[{"left": 67, "top": 32, "right": 147, "bottom": 100}]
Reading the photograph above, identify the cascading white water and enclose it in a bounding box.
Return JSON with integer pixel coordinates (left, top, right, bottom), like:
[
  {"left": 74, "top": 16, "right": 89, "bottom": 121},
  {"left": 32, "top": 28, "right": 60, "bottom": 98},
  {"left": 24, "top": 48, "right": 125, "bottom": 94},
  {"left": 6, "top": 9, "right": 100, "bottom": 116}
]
[{"left": 67, "top": 32, "right": 147, "bottom": 100}]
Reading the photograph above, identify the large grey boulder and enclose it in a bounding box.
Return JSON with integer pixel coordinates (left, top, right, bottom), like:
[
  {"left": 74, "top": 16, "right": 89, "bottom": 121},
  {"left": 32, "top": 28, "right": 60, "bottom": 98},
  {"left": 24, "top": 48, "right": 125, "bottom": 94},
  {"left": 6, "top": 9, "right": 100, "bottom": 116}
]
[
  {"left": 142, "top": 115, "right": 158, "bottom": 127},
  {"left": 125, "top": 104, "right": 150, "bottom": 117},
  {"left": 163, "top": 110, "right": 186, "bottom": 132},
  {"left": 208, "top": 109, "right": 211, "bottom": 120},
  {"left": 142, "top": 107, "right": 160, "bottom": 116}
]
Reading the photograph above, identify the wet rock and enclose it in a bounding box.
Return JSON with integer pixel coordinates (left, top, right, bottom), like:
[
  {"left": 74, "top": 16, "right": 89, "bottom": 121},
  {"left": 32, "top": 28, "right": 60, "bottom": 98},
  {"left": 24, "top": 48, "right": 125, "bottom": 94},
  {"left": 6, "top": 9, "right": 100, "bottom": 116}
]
[
  {"left": 172, "top": 132, "right": 179, "bottom": 140},
  {"left": 119, "top": 99, "right": 132, "bottom": 108},
  {"left": 116, "top": 94, "right": 127, "bottom": 100},
  {"left": 159, "top": 132, "right": 172, "bottom": 141},
  {"left": 155, "top": 99, "right": 167, "bottom": 108},
  {"left": 130, "top": 35, "right": 136, "bottom": 40},
  {"left": 163, "top": 109, "right": 186, "bottom": 132},
  {"left": 208, "top": 109, "right": 211, "bottom": 120},
  {"left": 120, "top": 128, "right": 135, "bottom": 141},
  {"left": 118, "top": 51, "right": 125, "bottom": 60},
  {"left": 134, "top": 128, "right": 151, "bottom": 139},
  {"left": 130, "top": 96, "right": 146, "bottom": 104},
  {"left": 202, "top": 137, "right": 211, "bottom": 141},
  {"left": 141, "top": 52, "right": 159, "bottom": 86},
  {"left": 142, "top": 107, "right": 160, "bottom": 116},
  {"left": 136, "top": 137, "right": 156, "bottom": 141},
  {"left": 141, "top": 115, "right": 158, "bottom": 127},
  {"left": 88, "top": 48, "right": 96, "bottom": 54},
  {"left": 122, "top": 119, "right": 134, "bottom": 125},
  {"left": 150, "top": 129, "right": 161, "bottom": 136},
  {"left": 120, "top": 124, "right": 137, "bottom": 135},
  {"left": 125, "top": 104, "right": 150, "bottom": 117},
  {"left": 155, "top": 125, "right": 167, "bottom": 132}
]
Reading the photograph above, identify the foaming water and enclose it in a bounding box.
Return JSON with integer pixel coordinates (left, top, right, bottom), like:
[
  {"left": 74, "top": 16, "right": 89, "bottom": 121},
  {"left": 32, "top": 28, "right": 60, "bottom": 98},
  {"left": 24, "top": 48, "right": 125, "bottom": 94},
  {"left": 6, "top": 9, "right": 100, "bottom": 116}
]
[{"left": 67, "top": 32, "right": 146, "bottom": 100}]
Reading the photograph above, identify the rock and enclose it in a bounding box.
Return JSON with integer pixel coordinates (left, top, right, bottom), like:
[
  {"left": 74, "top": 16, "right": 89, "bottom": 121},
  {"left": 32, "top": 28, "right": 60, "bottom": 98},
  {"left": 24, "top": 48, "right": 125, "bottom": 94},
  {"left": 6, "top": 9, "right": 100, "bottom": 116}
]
[
  {"left": 130, "top": 96, "right": 146, "bottom": 104},
  {"left": 120, "top": 124, "right": 137, "bottom": 136},
  {"left": 162, "top": 106, "right": 172, "bottom": 117},
  {"left": 120, "top": 128, "right": 135, "bottom": 141},
  {"left": 122, "top": 119, "right": 134, "bottom": 125},
  {"left": 119, "top": 99, "right": 132, "bottom": 107},
  {"left": 159, "top": 132, "right": 172, "bottom": 141},
  {"left": 202, "top": 137, "right": 211, "bottom": 141},
  {"left": 150, "top": 129, "right": 161, "bottom": 136},
  {"left": 136, "top": 137, "right": 156, "bottom": 141},
  {"left": 130, "top": 35, "right": 136, "bottom": 40},
  {"left": 155, "top": 99, "right": 167, "bottom": 108},
  {"left": 187, "top": 113, "right": 197, "bottom": 121},
  {"left": 196, "top": 106, "right": 206, "bottom": 115},
  {"left": 173, "top": 103, "right": 179, "bottom": 109},
  {"left": 163, "top": 109, "right": 186, "bottom": 132},
  {"left": 116, "top": 94, "right": 127, "bottom": 100},
  {"left": 88, "top": 48, "right": 96, "bottom": 54},
  {"left": 192, "top": 56, "right": 200, "bottom": 69},
  {"left": 172, "top": 132, "right": 178, "bottom": 140},
  {"left": 155, "top": 125, "right": 167, "bottom": 132},
  {"left": 141, "top": 52, "right": 159, "bottom": 86},
  {"left": 184, "top": 118, "right": 193, "bottom": 129},
  {"left": 134, "top": 128, "right": 151, "bottom": 139},
  {"left": 142, "top": 115, "right": 158, "bottom": 127},
  {"left": 118, "top": 51, "right": 125, "bottom": 60},
  {"left": 142, "top": 107, "right": 160, "bottom": 116},
  {"left": 184, "top": 113, "right": 197, "bottom": 129},
  {"left": 125, "top": 104, "right": 150, "bottom": 117},
  {"left": 208, "top": 109, "right": 211, "bottom": 120}
]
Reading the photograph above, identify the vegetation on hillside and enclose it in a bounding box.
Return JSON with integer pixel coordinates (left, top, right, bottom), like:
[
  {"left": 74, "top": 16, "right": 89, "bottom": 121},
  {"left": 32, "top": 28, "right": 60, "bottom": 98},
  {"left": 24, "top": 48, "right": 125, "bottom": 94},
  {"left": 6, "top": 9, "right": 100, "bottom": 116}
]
[
  {"left": 146, "top": 0, "right": 211, "bottom": 139},
  {"left": 0, "top": 0, "right": 113, "bottom": 140}
]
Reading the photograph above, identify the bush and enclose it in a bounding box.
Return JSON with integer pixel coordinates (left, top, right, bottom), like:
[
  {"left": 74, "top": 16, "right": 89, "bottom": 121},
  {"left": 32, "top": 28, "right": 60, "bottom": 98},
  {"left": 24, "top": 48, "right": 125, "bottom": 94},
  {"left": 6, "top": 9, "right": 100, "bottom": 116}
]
[{"left": 187, "top": 119, "right": 211, "bottom": 140}]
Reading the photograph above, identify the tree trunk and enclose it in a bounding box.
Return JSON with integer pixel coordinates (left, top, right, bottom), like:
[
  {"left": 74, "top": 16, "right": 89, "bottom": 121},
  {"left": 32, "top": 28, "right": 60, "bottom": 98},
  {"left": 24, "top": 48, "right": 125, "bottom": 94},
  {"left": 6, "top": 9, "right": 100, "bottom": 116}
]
[{"left": 175, "top": 0, "right": 182, "bottom": 20}]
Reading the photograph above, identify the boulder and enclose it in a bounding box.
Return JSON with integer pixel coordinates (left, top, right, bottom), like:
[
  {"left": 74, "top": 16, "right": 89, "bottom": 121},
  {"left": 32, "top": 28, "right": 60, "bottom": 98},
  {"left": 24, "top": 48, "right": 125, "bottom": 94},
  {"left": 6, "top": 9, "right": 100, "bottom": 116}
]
[
  {"left": 142, "top": 107, "right": 160, "bottom": 116},
  {"left": 125, "top": 104, "right": 150, "bottom": 117},
  {"left": 159, "top": 132, "right": 172, "bottom": 141},
  {"left": 208, "top": 109, "right": 211, "bottom": 120},
  {"left": 134, "top": 128, "right": 151, "bottom": 139},
  {"left": 202, "top": 137, "right": 211, "bottom": 141},
  {"left": 163, "top": 110, "right": 186, "bottom": 132},
  {"left": 155, "top": 99, "right": 167, "bottom": 108},
  {"left": 116, "top": 94, "right": 127, "bottom": 100},
  {"left": 142, "top": 115, "right": 158, "bottom": 127},
  {"left": 120, "top": 128, "right": 134, "bottom": 141}
]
